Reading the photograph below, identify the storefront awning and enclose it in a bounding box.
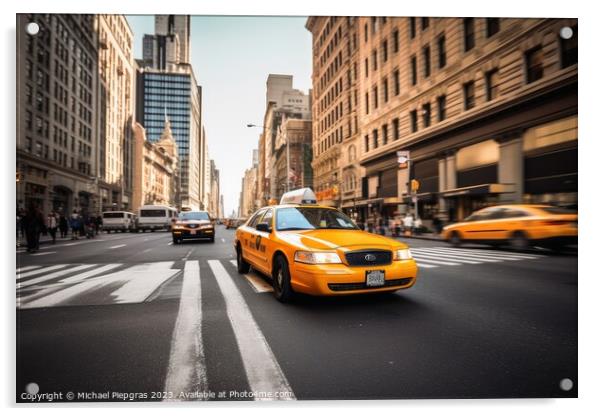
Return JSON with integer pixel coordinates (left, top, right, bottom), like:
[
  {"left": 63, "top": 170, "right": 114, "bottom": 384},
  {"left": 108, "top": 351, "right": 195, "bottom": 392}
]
[
  {"left": 353, "top": 197, "right": 401, "bottom": 207},
  {"left": 440, "top": 183, "right": 515, "bottom": 198}
]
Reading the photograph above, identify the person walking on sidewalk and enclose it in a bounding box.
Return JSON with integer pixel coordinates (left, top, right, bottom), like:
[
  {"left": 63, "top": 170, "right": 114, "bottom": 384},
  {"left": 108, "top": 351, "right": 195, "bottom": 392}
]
[
  {"left": 403, "top": 213, "right": 414, "bottom": 236},
  {"left": 46, "top": 212, "right": 58, "bottom": 244},
  {"left": 23, "top": 205, "right": 44, "bottom": 253},
  {"left": 59, "top": 214, "right": 68, "bottom": 238},
  {"left": 68, "top": 210, "right": 81, "bottom": 240},
  {"left": 413, "top": 216, "right": 423, "bottom": 235}
]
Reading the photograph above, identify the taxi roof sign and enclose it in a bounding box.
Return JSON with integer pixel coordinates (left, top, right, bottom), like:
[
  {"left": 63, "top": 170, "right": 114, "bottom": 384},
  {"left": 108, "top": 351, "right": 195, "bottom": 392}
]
[{"left": 280, "top": 188, "right": 317, "bottom": 205}]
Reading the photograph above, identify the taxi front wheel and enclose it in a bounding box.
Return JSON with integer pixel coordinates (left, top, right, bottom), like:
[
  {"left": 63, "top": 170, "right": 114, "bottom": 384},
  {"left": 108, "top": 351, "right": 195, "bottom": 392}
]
[{"left": 273, "top": 255, "right": 294, "bottom": 303}]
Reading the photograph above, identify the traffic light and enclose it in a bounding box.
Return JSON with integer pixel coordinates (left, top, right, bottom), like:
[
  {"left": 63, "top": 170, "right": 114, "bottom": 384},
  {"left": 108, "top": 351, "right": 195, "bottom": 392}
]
[{"left": 411, "top": 179, "right": 420, "bottom": 192}]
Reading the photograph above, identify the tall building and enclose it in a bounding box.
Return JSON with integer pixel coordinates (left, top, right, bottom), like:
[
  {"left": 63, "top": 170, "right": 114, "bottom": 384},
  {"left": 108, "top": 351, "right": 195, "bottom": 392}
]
[
  {"left": 17, "top": 14, "right": 98, "bottom": 216},
  {"left": 96, "top": 15, "right": 135, "bottom": 211},
  {"left": 306, "top": 17, "right": 363, "bottom": 214},
  {"left": 350, "top": 17, "right": 577, "bottom": 228},
  {"left": 136, "top": 15, "right": 203, "bottom": 210},
  {"left": 209, "top": 160, "right": 220, "bottom": 218},
  {"left": 273, "top": 118, "right": 313, "bottom": 201},
  {"left": 142, "top": 15, "right": 190, "bottom": 70}
]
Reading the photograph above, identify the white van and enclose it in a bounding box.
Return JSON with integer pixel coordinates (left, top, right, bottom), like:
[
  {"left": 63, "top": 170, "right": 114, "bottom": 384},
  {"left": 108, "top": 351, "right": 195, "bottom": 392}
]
[
  {"left": 102, "top": 211, "right": 136, "bottom": 233},
  {"left": 137, "top": 205, "right": 178, "bottom": 232}
]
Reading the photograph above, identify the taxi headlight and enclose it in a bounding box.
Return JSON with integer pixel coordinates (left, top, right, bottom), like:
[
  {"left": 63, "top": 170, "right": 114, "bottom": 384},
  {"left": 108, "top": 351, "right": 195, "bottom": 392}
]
[
  {"left": 200, "top": 224, "right": 213, "bottom": 229},
  {"left": 294, "top": 251, "right": 342, "bottom": 264},
  {"left": 393, "top": 248, "right": 412, "bottom": 260}
]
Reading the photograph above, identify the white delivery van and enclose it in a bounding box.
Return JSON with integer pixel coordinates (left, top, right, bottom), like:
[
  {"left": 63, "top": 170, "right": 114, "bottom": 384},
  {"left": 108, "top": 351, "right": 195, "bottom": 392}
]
[
  {"left": 137, "top": 205, "right": 178, "bottom": 232},
  {"left": 102, "top": 211, "right": 136, "bottom": 233}
]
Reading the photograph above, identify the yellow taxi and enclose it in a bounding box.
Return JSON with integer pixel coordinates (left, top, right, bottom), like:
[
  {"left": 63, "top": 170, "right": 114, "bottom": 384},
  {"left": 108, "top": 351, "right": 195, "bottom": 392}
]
[
  {"left": 234, "top": 188, "right": 418, "bottom": 302},
  {"left": 441, "top": 204, "right": 577, "bottom": 250}
]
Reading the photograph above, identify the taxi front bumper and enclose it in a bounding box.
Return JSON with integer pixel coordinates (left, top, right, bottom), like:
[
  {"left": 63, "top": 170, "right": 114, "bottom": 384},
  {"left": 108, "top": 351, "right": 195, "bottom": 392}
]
[
  {"left": 290, "top": 259, "right": 418, "bottom": 296},
  {"left": 172, "top": 228, "right": 214, "bottom": 239}
]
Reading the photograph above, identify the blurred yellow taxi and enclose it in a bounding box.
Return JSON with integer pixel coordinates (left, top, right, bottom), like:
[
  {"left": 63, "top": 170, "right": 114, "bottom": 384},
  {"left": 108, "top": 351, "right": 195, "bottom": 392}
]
[
  {"left": 234, "top": 188, "right": 418, "bottom": 302},
  {"left": 441, "top": 204, "right": 577, "bottom": 250}
]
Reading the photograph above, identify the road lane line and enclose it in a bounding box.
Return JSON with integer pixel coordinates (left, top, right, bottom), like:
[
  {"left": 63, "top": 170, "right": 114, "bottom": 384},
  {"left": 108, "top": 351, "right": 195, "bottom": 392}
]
[
  {"left": 229, "top": 260, "right": 237, "bottom": 267},
  {"left": 208, "top": 260, "right": 295, "bottom": 401},
  {"left": 168, "top": 242, "right": 173, "bottom": 246},
  {"left": 411, "top": 250, "right": 482, "bottom": 264},
  {"left": 142, "top": 248, "right": 152, "bottom": 253},
  {"left": 17, "top": 264, "right": 69, "bottom": 280},
  {"left": 109, "top": 244, "right": 126, "bottom": 249},
  {"left": 30, "top": 251, "right": 56, "bottom": 256},
  {"left": 409, "top": 255, "right": 461, "bottom": 266},
  {"left": 16, "top": 265, "right": 42, "bottom": 273},
  {"left": 18, "top": 264, "right": 123, "bottom": 308},
  {"left": 63, "top": 242, "right": 78, "bottom": 246},
  {"left": 163, "top": 260, "right": 207, "bottom": 401},
  {"left": 221, "top": 238, "right": 225, "bottom": 243},
  {"left": 17, "top": 264, "right": 97, "bottom": 290},
  {"left": 415, "top": 263, "right": 438, "bottom": 269},
  {"left": 244, "top": 272, "right": 274, "bottom": 293}
]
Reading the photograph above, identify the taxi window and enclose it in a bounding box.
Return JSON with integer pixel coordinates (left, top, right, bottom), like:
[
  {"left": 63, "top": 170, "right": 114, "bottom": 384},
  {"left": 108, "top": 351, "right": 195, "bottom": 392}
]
[
  {"left": 260, "top": 209, "right": 273, "bottom": 227},
  {"left": 501, "top": 209, "right": 531, "bottom": 219},
  {"left": 276, "top": 207, "right": 358, "bottom": 231},
  {"left": 247, "top": 209, "right": 266, "bottom": 228},
  {"left": 465, "top": 210, "right": 494, "bottom": 222}
]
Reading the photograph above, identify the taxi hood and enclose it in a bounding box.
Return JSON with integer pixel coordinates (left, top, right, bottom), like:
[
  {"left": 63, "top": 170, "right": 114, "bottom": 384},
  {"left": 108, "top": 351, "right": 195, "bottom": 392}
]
[{"left": 278, "top": 229, "right": 403, "bottom": 251}]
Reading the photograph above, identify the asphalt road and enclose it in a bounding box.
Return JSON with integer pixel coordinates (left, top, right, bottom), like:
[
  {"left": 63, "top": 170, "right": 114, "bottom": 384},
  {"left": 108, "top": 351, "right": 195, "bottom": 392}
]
[{"left": 15, "top": 227, "right": 577, "bottom": 402}]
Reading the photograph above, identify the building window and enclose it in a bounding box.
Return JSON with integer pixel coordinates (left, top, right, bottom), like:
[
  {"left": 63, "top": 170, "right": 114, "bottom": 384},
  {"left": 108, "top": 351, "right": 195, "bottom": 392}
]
[
  {"left": 463, "top": 81, "right": 476, "bottom": 110},
  {"left": 372, "top": 129, "right": 378, "bottom": 149},
  {"left": 410, "top": 110, "right": 418, "bottom": 133},
  {"left": 525, "top": 45, "right": 544, "bottom": 83},
  {"left": 372, "top": 49, "right": 378, "bottom": 70},
  {"left": 463, "top": 18, "right": 475, "bottom": 51},
  {"left": 561, "top": 26, "right": 578, "bottom": 68},
  {"left": 382, "top": 40, "right": 388, "bottom": 62},
  {"left": 437, "top": 95, "right": 447, "bottom": 121},
  {"left": 393, "top": 69, "right": 400, "bottom": 96},
  {"left": 422, "top": 103, "right": 431, "bottom": 128},
  {"left": 409, "top": 17, "right": 416, "bottom": 39},
  {"left": 382, "top": 124, "right": 388, "bottom": 145},
  {"left": 364, "top": 23, "right": 368, "bottom": 42},
  {"left": 392, "top": 118, "right": 400, "bottom": 140},
  {"left": 411, "top": 56, "right": 417, "bottom": 85},
  {"left": 486, "top": 68, "right": 500, "bottom": 101},
  {"left": 383, "top": 78, "right": 389, "bottom": 103},
  {"left": 421, "top": 17, "right": 429, "bottom": 30},
  {"left": 438, "top": 34, "right": 447, "bottom": 68},
  {"left": 373, "top": 86, "right": 378, "bottom": 109},
  {"left": 364, "top": 135, "right": 369, "bottom": 152},
  {"left": 486, "top": 18, "right": 500, "bottom": 37},
  {"left": 364, "top": 58, "right": 369, "bottom": 77},
  {"left": 393, "top": 29, "right": 399, "bottom": 53},
  {"left": 423, "top": 45, "right": 431, "bottom": 78},
  {"left": 365, "top": 92, "right": 369, "bottom": 114}
]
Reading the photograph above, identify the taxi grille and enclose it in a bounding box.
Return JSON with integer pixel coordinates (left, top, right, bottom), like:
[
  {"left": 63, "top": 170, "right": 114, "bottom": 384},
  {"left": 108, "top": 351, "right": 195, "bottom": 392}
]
[
  {"left": 328, "top": 278, "right": 413, "bottom": 292},
  {"left": 345, "top": 250, "right": 392, "bottom": 266}
]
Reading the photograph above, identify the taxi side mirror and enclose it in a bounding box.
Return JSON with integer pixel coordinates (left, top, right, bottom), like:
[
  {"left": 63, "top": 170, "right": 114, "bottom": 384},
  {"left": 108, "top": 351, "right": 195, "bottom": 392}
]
[{"left": 256, "top": 222, "right": 271, "bottom": 233}]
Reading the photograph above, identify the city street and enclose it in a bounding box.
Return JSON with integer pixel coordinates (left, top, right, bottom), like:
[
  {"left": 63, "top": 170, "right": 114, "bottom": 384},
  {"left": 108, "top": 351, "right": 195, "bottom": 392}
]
[{"left": 16, "top": 226, "right": 577, "bottom": 401}]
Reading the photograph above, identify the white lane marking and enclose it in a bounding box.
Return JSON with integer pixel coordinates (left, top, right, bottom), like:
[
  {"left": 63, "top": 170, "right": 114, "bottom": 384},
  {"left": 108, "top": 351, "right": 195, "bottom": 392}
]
[
  {"left": 221, "top": 238, "right": 226, "bottom": 243},
  {"left": 143, "top": 248, "right": 152, "bottom": 253},
  {"left": 30, "top": 252, "right": 56, "bottom": 256},
  {"left": 17, "top": 264, "right": 69, "bottom": 280},
  {"left": 168, "top": 242, "right": 173, "bottom": 246},
  {"left": 163, "top": 260, "right": 207, "bottom": 401},
  {"left": 110, "top": 262, "right": 177, "bottom": 303},
  {"left": 244, "top": 272, "right": 274, "bottom": 293},
  {"left": 16, "top": 265, "right": 42, "bottom": 273},
  {"left": 415, "top": 248, "right": 506, "bottom": 262},
  {"left": 144, "top": 238, "right": 149, "bottom": 241},
  {"left": 17, "top": 264, "right": 97, "bottom": 290},
  {"left": 181, "top": 249, "right": 193, "bottom": 261},
  {"left": 18, "top": 264, "right": 122, "bottom": 308},
  {"left": 409, "top": 255, "right": 461, "bottom": 266},
  {"left": 415, "top": 263, "right": 438, "bottom": 269},
  {"left": 208, "top": 260, "right": 295, "bottom": 401},
  {"left": 109, "top": 244, "right": 126, "bottom": 249},
  {"left": 63, "top": 243, "right": 78, "bottom": 246},
  {"left": 435, "top": 247, "right": 541, "bottom": 260},
  {"left": 411, "top": 250, "right": 482, "bottom": 264},
  {"left": 229, "top": 260, "right": 237, "bottom": 267}
]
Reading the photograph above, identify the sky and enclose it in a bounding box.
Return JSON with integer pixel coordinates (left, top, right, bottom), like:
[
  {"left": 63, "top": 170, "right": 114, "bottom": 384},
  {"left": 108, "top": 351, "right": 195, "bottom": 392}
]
[{"left": 126, "top": 15, "right": 312, "bottom": 217}]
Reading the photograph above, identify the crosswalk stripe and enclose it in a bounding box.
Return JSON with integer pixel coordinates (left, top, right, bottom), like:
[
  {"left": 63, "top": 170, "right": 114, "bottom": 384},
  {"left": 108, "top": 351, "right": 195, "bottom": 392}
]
[
  {"left": 110, "top": 262, "right": 177, "bottom": 303},
  {"left": 208, "top": 260, "right": 295, "bottom": 401},
  {"left": 412, "top": 249, "right": 500, "bottom": 263},
  {"left": 17, "top": 264, "right": 69, "bottom": 280},
  {"left": 244, "top": 273, "right": 274, "bottom": 293},
  {"left": 420, "top": 248, "right": 518, "bottom": 262},
  {"left": 18, "top": 264, "right": 123, "bottom": 308},
  {"left": 229, "top": 260, "right": 237, "bottom": 267},
  {"left": 434, "top": 247, "right": 541, "bottom": 260},
  {"left": 109, "top": 244, "right": 126, "bottom": 249},
  {"left": 410, "top": 255, "right": 461, "bottom": 266},
  {"left": 163, "top": 260, "right": 207, "bottom": 401},
  {"left": 30, "top": 252, "right": 56, "bottom": 256},
  {"left": 411, "top": 251, "right": 482, "bottom": 264},
  {"left": 16, "top": 265, "right": 42, "bottom": 273},
  {"left": 415, "top": 263, "right": 438, "bottom": 268},
  {"left": 17, "top": 264, "right": 97, "bottom": 290}
]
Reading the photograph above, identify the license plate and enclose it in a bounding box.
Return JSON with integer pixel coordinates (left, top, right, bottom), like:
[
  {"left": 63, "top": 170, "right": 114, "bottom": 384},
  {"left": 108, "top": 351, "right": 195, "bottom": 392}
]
[
  {"left": 366, "top": 270, "right": 385, "bottom": 287},
  {"left": 190, "top": 230, "right": 196, "bottom": 235}
]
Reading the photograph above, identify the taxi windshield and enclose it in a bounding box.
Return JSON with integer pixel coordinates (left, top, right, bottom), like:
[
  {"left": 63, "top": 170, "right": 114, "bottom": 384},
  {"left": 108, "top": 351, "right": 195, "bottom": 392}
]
[
  {"left": 178, "top": 211, "right": 210, "bottom": 221},
  {"left": 276, "top": 207, "right": 358, "bottom": 231}
]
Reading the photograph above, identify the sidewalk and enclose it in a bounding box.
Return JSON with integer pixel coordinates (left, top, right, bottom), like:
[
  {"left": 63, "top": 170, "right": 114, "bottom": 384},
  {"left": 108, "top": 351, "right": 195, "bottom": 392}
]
[{"left": 16, "top": 234, "right": 90, "bottom": 248}]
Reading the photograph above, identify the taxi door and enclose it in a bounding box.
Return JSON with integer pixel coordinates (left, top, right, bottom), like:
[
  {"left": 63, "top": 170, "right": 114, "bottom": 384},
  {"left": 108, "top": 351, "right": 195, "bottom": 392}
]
[
  {"left": 241, "top": 209, "right": 266, "bottom": 267},
  {"left": 251, "top": 208, "right": 274, "bottom": 275}
]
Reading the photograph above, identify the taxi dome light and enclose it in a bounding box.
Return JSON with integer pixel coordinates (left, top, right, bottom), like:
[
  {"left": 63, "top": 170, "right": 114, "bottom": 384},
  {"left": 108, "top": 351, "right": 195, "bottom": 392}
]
[{"left": 280, "top": 188, "right": 317, "bottom": 205}]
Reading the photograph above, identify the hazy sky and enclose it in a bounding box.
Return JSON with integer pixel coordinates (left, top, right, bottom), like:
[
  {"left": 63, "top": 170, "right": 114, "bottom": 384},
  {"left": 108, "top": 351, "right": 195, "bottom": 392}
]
[{"left": 126, "top": 15, "right": 312, "bottom": 216}]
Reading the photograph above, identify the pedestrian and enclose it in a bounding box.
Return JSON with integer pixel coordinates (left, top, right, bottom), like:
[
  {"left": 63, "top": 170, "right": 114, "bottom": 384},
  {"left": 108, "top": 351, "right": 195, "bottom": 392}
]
[
  {"left": 23, "top": 205, "right": 44, "bottom": 252},
  {"left": 95, "top": 214, "right": 103, "bottom": 234},
  {"left": 433, "top": 216, "right": 443, "bottom": 234},
  {"left": 69, "top": 209, "right": 81, "bottom": 240},
  {"left": 46, "top": 212, "right": 58, "bottom": 244},
  {"left": 59, "top": 214, "right": 68, "bottom": 238},
  {"left": 403, "top": 213, "right": 414, "bottom": 235},
  {"left": 414, "top": 216, "right": 423, "bottom": 235}
]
